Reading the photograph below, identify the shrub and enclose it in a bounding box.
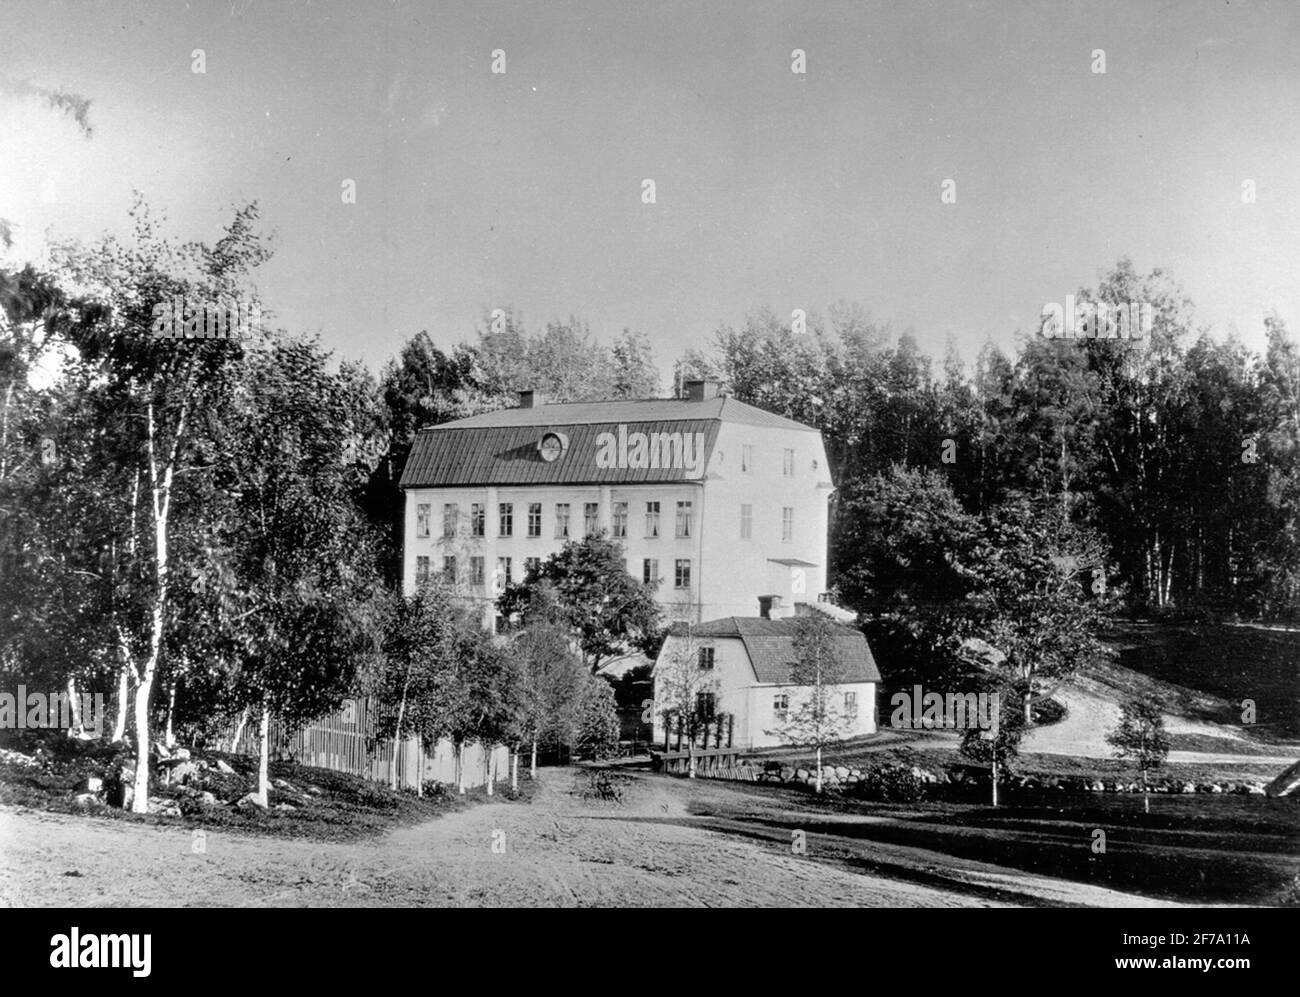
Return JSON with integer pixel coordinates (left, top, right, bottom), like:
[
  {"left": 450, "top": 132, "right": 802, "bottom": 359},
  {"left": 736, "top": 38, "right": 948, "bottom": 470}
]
[{"left": 848, "top": 765, "right": 926, "bottom": 802}]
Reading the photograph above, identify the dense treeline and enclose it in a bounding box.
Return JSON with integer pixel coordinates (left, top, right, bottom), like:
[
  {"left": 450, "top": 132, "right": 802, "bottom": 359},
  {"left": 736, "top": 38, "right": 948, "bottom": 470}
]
[{"left": 669, "top": 263, "right": 1300, "bottom": 620}]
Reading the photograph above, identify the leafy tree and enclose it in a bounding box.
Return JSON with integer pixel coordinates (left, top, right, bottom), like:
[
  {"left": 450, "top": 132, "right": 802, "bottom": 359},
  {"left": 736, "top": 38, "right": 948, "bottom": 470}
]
[
  {"left": 42, "top": 197, "right": 266, "bottom": 811},
  {"left": 964, "top": 498, "right": 1114, "bottom": 724},
  {"left": 572, "top": 675, "right": 620, "bottom": 761},
  {"left": 372, "top": 582, "right": 463, "bottom": 792},
  {"left": 652, "top": 624, "right": 721, "bottom": 778},
  {"left": 443, "top": 628, "right": 520, "bottom": 795},
  {"left": 610, "top": 328, "right": 660, "bottom": 398},
  {"left": 766, "top": 615, "right": 855, "bottom": 794},
  {"left": 498, "top": 535, "right": 661, "bottom": 672},
  {"left": 508, "top": 583, "right": 586, "bottom": 777},
  {"left": 1106, "top": 697, "right": 1170, "bottom": 814},
  {"left": 206, "top": 338, "right": 384, "bottom": 806},
  {"left": 958, "top": 683, "right": 1024, "bottom": 807}
]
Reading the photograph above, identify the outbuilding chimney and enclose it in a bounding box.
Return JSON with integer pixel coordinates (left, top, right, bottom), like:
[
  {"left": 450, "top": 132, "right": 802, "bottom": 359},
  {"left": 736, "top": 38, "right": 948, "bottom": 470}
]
[
  {"left": 684, "top": 379, "right": 720, "bottom": 402},
  {"left": 518, "top": 389, "right": 544, "bottom": 409}
]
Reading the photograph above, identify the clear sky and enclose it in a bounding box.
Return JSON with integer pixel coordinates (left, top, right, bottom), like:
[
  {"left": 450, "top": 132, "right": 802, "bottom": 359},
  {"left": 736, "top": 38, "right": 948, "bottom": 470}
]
[{"left": 3, "top": 0, "right": 1298, "bottom": 378}]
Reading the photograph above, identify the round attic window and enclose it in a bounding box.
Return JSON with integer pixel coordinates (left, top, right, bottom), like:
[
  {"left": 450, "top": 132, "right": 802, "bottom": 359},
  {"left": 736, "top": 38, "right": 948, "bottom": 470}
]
[{"left": 538, "top": 431, "right": 568, "bottom": 462}]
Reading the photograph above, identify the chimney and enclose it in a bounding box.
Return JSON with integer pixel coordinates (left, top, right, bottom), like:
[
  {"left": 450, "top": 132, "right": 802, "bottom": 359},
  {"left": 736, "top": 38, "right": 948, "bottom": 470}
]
[
  {"left": 758, "top": 595, "right": 779, "bottom": 620},
  {"left": 684, "top": 379, "right": 720, "bottom": 402},
  {"left": 518, "top": 389, "right": 544, "bottom": 409}
]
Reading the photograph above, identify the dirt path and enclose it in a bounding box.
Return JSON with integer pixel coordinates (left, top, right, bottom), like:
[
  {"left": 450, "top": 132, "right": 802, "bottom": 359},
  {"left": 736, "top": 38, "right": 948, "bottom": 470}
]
[
  {"left": 1019, "top": 679, "right": 1298, "bottom": 768},
  {"left": 2, "top": 769, "right": 1028, "bottom": 907}
]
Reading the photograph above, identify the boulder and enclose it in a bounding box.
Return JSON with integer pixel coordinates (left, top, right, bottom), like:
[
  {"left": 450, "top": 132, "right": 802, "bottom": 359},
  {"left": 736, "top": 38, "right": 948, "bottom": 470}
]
[
  {"left": 0, "top": 747, "right": 38, "bottom": 768},
  {"left": 834, "top": 766, "right": 850, "bottom": 780},
  {"left": 82, "top": 776, "right": 103, "bottom": 793},
  {"left": 163, "top": 760, "right": 201, "bottom": 785},
  {"left": 1089, "top": 780, "right": 1105, "bottom": 792},
  {"left": 215, "top": 759, "right": 237, "bottom": 775},
  {"left": 73, "top": 792, "right": 101, "bottom": 807},
  {"left": 148, "top": 796, "right": 181, "bottom": 817},
  {"left": 170, "top": 746, "right": 191, "bottom": 760},
  {"left": 1181, "top": 782, "right": 1197, "bottom": 794},
  {"left": 235, "top": 792, "right": 267, "bottom": 810},
  {"left": 273, "top": 802, "right": 297, "bottom": 812},
  {"left": 779, "top": 768, "right": 795, "bottom": 783},
  {"left": 1246, "top": 782, "right": 1266, "bottom": 795},
  {"left": 199, "top": 791, "right": 218, "bottom": 807},
  {"left": 795, "top": 768, "right": 810, "bottom": 782}
]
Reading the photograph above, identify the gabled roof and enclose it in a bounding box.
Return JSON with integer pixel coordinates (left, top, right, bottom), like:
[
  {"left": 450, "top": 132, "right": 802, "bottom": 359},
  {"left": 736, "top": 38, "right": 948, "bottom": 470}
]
[
  {"left": 400, "top": 395, "right": 820, "bottom": 488},
  {"left": 664, "top": 617, "right": 881, "bottom": 685}
]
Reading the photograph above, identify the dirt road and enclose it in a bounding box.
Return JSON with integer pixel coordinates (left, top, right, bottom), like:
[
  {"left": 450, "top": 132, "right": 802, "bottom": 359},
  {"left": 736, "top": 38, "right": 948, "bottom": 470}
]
[{"left": 0, "top": 769, "right": 1196, "bottom": 907}]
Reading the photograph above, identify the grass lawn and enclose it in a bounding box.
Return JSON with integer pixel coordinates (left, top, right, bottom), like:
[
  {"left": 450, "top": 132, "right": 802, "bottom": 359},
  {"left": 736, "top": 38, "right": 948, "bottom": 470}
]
[{"left": 1105, "top": 621, "right": 1300, "bottom": 740}]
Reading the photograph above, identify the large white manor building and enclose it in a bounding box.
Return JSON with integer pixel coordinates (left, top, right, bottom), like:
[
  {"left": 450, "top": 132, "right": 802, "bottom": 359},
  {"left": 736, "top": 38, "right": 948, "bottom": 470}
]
[{"left": 400, "top": 381, "right": 836, "bottom": 628}]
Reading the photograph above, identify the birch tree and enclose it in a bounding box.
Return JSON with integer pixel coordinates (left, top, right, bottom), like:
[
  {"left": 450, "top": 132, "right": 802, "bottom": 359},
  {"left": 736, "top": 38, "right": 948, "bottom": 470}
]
[
  {"left": 766, "top": 615, "right": 853, "bottom": 793},
  {"left": 46, "top": 199, "right": 265, "bottom": 811}
]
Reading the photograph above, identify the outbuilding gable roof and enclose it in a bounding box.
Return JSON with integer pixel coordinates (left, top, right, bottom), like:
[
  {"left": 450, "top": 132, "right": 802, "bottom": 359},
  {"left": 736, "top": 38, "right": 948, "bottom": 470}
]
[{"left": 665, "top": 617, "right": 881, "bottom": 685}]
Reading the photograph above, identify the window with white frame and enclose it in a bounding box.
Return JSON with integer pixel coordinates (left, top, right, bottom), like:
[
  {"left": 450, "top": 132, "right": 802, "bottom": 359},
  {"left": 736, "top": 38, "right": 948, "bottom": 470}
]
[
  {"left": 645, "top": 501, "right": 660, "bottom": 538},
  {"left": 674, "top": 559, "right": 691, "bottom": 589},
  {"left": 675, "top": 500, "right": 692, "bottom": 538}
]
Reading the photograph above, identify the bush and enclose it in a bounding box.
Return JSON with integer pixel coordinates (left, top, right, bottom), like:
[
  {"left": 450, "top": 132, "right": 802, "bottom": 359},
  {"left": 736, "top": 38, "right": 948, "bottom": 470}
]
[{"left": 848, "top": 765, "right": 927, "bottom": 802}]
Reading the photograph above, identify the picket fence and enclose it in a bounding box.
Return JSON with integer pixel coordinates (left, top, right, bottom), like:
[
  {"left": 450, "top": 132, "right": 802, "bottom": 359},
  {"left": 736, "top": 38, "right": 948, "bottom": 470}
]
[{"left": 231, "top": 696, "right": 510, "bottom": 791}]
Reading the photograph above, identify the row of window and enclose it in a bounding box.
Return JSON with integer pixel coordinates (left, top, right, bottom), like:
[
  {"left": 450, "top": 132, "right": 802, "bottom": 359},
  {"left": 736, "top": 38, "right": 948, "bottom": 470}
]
[
  {"left": 418, "top": 500, "right": 797, "bottom": 543},
  {"left": 416, "top": 554, "right": 694, "bottom": 590},
  {"left": 737, "top": 445, "right": 798, "bottom": 477},
  {"left": 686, "top": 690, "right": 858, "bottom": 719},
  {"left": 416, "top": 500, "right": 696, "bottom": 540},
  {"left": 769, "top": 691, "right": 857, "bottom": 718}
]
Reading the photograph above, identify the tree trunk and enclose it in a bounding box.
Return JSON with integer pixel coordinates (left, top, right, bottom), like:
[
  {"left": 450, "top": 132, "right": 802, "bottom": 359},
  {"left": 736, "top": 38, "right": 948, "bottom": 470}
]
[
  {"left": 457, "top": 742, "right": 466, "bottom": 795},
  {"left": 511, "top": 748, "right": 519, "bottom": 792},
  {"left": 1141, "top": 765, "right": 1149, "bottom": 815},
  {"left": 130, "top": 397, "right": 186, "bottom": 814},
  {"left": 391, "top": 665, "right": 412, "bottom": 790},
  {"left": 164, "top": 681, "right": 177, "bottom": 749},
  {"left": 228, "top": 706, "right": 249, "bottom": 753},
  {"left": 485, "top": 747, "right": 494, "bottom": 796},
  {"left": 113, "top": 663, "right": 130, "bottom": 742},
  {"left": 530, "top": 738, "right": 537, "bottom": 778},
  {"left": 66, "top": 677, "right": 83, "bottom": 737},
  {"left": 815, "top": 744, "right": 823, "bottom": 794},
  {"left": 415, "top": 734, "right": 423, "bottom": 797},
  {"left": 991, "top": 755, "right": 999, "bottom": 807},
  {"left": 254, "top": 705, "right": 270, "bottom": 807},
  {"left": 130, "top": 652, "right": 158, "bottom": 814}
]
